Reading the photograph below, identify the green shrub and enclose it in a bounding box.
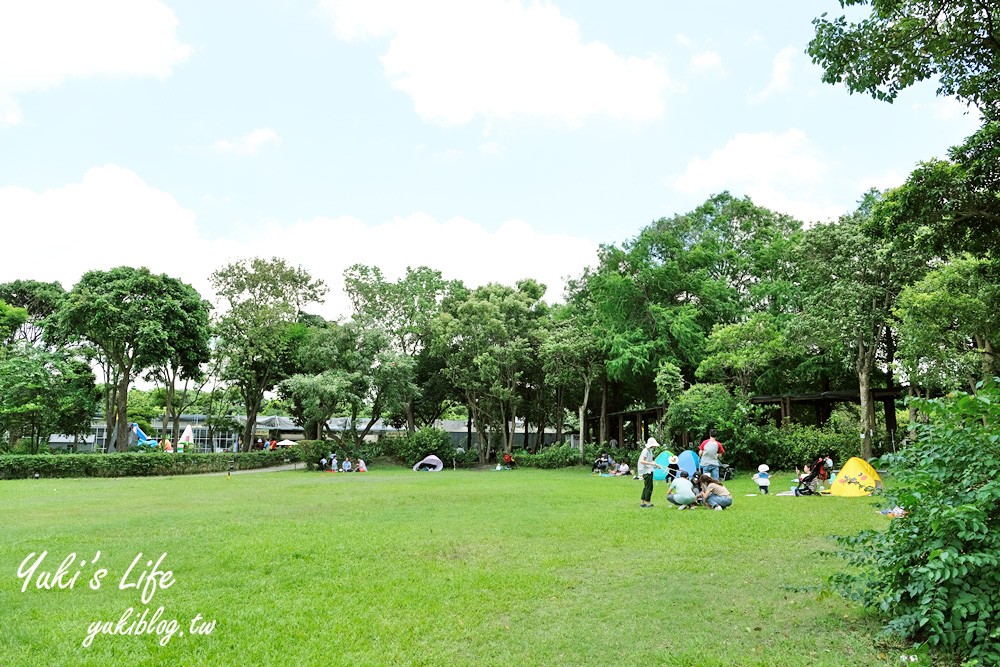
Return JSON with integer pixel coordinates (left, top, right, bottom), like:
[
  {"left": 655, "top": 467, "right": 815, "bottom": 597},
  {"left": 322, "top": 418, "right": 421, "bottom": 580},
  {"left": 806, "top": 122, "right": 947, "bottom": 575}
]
[
  {"left": 666, "top": 383, "right": 745, "bottom": 446},
  {"left": 829, "top": 387, "right": 1000, "bottom": 666},
  {"left": 0, "top": 450, "right": 295, "bottom": 480},
  {"left": 739, "top": 422, "right": 860, "bottom": 471},
  {"left": 384, "top": 427, "right": 459, "bottom": 466},
  {"left": 513, "top": 444, "right": 582, "bottom": 469}
]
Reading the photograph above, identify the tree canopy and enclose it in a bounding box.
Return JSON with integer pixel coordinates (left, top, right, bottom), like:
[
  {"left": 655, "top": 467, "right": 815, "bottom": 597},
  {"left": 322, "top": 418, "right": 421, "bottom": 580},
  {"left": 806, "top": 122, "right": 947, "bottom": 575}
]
[{"left": 809, "top": 0, "right": 1000, "bottom": 119}]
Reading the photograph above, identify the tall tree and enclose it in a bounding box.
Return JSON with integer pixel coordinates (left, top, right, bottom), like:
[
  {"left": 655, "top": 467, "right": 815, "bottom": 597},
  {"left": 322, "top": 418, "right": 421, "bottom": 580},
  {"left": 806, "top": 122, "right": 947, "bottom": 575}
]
[
  {"left": 569, "top": 192, "right": 801, "bottom": 408},
  {"left": 0, "top": 280, "right": 66, "bottom": 346},
  {"left": 142, "top": 282, "right": 211, "bottom": 443},
  {"left": 869, "top": 122, "right": 1000, "bottom": 256},
  {"left": 793, "top": 196, "right": 926, "bottom": 458},
  {"left": 211, "top": 257, "right": 326, "bottom": 451},
  {"left": 0, "top": 344, "right": 97, "bottom": 453},
  {"left": 343, "top": 264, "right": 454, "bottom": 432},
  {"left": 895, "top": 255, "right": 1000, "bottom": 392},
  {"left": 52, "top": 267, "right": 207, "bottom": 451},
  {"left": 540, "top": 315, "right": 602, "bottom": 452},
  {"left": 809, "top": 0, "right": 1000, "bottom": 119},
  {"left": 434, "top": 280, "right": 548, "bottom": 460},
  {"left": 0, "top": 299, "right": 28, "bottom": 347}
]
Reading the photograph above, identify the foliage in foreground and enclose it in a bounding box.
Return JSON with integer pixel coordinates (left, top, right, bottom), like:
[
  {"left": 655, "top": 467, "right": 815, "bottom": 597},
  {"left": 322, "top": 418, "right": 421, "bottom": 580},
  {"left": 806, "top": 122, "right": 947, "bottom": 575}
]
[{"left": 830, "top": 387, "right": 1000, "bottom": 665}]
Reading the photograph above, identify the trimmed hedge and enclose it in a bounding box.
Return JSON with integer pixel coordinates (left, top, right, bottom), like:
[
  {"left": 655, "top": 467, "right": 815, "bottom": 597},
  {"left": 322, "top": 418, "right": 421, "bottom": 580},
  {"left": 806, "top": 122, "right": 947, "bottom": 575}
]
[
  {"left": 0, "top": 450, "right": 299, "bottom": 480},
  {"left": 512, "top": 444, "right": 584, "bottom": 469}
]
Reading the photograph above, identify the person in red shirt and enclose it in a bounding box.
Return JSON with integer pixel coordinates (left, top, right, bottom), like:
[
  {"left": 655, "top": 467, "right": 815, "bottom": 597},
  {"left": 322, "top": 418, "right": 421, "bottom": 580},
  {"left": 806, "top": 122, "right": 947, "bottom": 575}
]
[{"left": 699, "top": 430, "right": 725, "bottom": 480}]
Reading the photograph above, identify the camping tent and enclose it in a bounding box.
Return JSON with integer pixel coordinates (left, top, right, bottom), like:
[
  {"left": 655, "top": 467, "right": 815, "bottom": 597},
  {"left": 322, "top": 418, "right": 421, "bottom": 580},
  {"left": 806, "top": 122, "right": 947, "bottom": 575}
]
[
  {"left": 413, "top": 455, "right": 444, "bottom": 472},
  {"left": 677, "top": 450, "right": 700, "bottom": 479},
  {"left": 276, "top": 439, "right": 297, "bottom": 447},
  {"left": 829, "top": 457, "right": 882, "bottom": 497},
  {"left": 652, "top": 450, "right": 675, "bottom": 480}
]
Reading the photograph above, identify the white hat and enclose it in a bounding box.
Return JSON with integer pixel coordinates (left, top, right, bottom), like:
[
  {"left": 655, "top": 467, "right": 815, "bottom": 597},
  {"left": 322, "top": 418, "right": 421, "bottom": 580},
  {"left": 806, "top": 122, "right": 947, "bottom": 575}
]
[
  {"left": 668, "top": 455, "right": 679, "bottom": 465},
  {"left": 645, "top": 437, "right": 659, "bottom": 448},
  {"left": 758, "top": 464, "right": 769, "bottom": 473}
]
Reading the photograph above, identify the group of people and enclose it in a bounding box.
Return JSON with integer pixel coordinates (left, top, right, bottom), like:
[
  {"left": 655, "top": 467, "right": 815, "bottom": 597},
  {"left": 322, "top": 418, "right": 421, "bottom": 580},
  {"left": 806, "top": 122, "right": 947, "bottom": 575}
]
[
  {"left": 320, "top": 452, "right": 367, "bottom": 473},
  {"left": 637, "top": 431, "right": 733, "bottom": 510},
  {"left": 591, "top": 452, "right": 631, "bottom": 476}
]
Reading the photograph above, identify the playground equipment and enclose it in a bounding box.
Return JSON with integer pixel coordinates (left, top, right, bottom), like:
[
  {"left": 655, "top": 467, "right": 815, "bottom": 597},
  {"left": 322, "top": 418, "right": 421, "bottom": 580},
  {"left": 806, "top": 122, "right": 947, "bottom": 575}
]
[{"left": 130, "top": 423, "right": 158, "bottom": 448}]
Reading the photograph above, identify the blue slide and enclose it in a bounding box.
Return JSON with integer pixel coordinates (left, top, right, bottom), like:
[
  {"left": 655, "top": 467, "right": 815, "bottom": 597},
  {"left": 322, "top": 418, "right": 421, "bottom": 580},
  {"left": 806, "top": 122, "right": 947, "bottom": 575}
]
[{"left": 130, "top": 423, "right": 157, "bottom": 447}]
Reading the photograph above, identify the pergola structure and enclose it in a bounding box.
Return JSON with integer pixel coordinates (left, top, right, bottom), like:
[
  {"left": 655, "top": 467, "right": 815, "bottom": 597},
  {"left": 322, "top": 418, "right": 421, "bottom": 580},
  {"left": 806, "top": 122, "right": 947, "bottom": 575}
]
[
  {"left": 748, "top": 387, "right": 904, "bottom": 434},
  {"left": 582, "top": 387, "right": 907, "bottom": 449},
  {"left": 583, "top": 406, "right": 664, "bottom": 448}
]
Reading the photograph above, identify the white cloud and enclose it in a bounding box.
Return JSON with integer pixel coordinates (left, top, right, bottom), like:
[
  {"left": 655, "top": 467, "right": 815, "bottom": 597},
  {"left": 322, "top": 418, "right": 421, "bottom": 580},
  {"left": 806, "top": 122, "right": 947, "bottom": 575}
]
[
  {"left": 690, "top": 51, "right": 723, "bottom": 74},
  {"left": 0, "top": 0, "right": 192, "bottom": 125},
  {"left": 212, "top": 128, "right": 282, "bottom": 155},
  {"left": 317, "top": 0, "right": 669, "bottom": 125},
  {"left": 0, "top": 167, "right": 598, "bottom": 319},
  {"left": 747, "top": 46, "right": 797, "bottom": 104},
  {"left": 672, "top": 129, "right": 842, "bottom": 223},
  {"left": 911, "top": 97, "right": 982, "bottom": 130},
  {"left": 480, "top": 141, "right": 504, "bottom": 156}
]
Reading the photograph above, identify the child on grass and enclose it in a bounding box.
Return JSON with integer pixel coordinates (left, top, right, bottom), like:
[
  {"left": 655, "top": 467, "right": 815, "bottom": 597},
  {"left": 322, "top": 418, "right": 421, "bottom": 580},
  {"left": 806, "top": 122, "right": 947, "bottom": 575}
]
[{"left": 752, "top": 464, "right": 771, "bottom": 494}]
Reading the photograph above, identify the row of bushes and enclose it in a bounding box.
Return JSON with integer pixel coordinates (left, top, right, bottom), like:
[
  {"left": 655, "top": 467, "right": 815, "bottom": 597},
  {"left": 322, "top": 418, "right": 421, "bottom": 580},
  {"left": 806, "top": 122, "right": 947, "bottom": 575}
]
[
  {"left": 0, "top": 450, "right": 297, "bottom": 480},
  {"left": 297, "top": 428, "right": 482, "bottom": 470},
  {"left": 510, "top": 422, "right": 865, "bottom": 472}
]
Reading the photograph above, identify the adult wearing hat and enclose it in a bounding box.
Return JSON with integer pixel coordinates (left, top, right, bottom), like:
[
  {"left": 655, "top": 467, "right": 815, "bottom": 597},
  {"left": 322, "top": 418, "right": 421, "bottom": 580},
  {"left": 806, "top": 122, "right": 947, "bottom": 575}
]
[{"left": 638, "top": 437, "right": 665, "bottom": 508}]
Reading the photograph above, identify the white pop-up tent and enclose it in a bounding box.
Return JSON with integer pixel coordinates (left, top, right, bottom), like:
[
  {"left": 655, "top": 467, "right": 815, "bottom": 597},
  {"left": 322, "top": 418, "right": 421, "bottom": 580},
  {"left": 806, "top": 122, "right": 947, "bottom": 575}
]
[{"left": 413, "top": 455, "right": 444, "bottom": 472}]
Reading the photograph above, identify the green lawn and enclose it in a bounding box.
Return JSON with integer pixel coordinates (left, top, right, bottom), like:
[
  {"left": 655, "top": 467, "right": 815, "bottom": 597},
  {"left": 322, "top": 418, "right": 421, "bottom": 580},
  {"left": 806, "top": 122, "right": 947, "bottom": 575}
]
[{"left": 1, "top": 467, "right": 896, "bottom": 666}]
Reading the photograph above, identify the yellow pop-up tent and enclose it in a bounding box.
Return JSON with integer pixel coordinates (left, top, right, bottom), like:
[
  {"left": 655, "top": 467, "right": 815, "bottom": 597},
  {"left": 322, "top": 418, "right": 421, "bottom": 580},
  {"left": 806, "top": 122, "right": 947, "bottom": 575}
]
[{"left": 829, "top": 457, "right": 882, "bottom": 497}]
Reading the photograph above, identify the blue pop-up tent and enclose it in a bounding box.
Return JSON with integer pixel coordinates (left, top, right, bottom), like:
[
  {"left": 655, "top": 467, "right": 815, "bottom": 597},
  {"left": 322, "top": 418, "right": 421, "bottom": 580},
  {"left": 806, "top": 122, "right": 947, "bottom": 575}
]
[
  {"left": 652, "top": 450, "right": 675, "bottom": 481},
  {"left": 677, "top": 450, "right": 700, "bottom": 478}
]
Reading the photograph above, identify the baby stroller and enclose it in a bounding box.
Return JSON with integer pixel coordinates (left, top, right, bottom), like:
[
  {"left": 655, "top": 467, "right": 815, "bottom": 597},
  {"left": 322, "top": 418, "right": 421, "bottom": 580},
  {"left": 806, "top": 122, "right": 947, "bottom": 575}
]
[
  {"left": 717, "top": 463, "right": 735, "bottom": 482},
  {"left": 794, "top": 461, "right": 824, "bottom": 496}
]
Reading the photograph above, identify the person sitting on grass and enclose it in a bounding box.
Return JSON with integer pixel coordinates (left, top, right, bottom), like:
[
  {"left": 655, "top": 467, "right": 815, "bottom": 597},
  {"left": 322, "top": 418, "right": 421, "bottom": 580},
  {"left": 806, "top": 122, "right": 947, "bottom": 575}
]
[
  {"left": 343, "top": 457, "right": 353, "bottom": 473},
  {"left": 357, "top": 458, "right": 367, "bottom": 472},
  {"left": 591, "top": 452, "right": 610, "bottom": 473},
  {"left": 503, "top": 452, "right": 516, "bottom": 469},
  {"left": 697, "top": 474, "right": 733, "bottom": 510},
  {"left": 612, "top": 461, "right": 630, "bottom": 476},
  {"left": 666, "top": 470, "right": 697, "bottom": 510}
]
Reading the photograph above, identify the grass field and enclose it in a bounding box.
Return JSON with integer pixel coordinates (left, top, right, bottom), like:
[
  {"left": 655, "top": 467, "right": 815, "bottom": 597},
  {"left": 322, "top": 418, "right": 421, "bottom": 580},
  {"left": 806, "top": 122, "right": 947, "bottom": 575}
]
[{"left": 0, "top": 466, "right": 898, "bottom": 666}]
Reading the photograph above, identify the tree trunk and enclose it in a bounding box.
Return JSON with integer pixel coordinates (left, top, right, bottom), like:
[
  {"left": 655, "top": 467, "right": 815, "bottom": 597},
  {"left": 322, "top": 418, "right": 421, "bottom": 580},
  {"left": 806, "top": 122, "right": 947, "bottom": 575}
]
[
  {"left": 577, "top": 377, "right": 591, "bottom": 455},
  {"left": 857, "top": 360, "right": 874, "bottom": 460},
  {"left": 555, "top": 386, "right": 564, "bottom": 444},
  {"left": 405, "top": 400, "right": 416, "bottom": 434},
  {"left": 114, "top": 370, "right": 131, "bottom": 452},
  {"left": 599, "top": 378, "right": 607, "bottom": 444}
]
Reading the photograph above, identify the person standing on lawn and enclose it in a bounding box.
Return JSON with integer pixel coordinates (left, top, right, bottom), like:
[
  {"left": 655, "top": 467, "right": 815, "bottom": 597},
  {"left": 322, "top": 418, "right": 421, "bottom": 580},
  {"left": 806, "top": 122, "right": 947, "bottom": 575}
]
[
  {"left": 699, "top": 430, "right": 725, "bottom": 480},
  {"left": 638, "top": 437, "right": 664, "bottom": 508}
]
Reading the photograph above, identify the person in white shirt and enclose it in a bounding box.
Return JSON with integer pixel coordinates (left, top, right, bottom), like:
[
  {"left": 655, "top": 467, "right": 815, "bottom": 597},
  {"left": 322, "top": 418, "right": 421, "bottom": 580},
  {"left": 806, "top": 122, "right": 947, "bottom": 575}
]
[{"left": 637, "top": 437, "right": 665, "bottom": 508}]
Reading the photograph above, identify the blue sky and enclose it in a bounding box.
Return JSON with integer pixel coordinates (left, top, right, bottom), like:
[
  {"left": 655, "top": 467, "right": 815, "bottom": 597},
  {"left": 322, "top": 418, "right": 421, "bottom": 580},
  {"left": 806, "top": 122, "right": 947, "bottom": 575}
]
[{"left": 0, "top": 0, "right": 982, "bottom": 318}]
